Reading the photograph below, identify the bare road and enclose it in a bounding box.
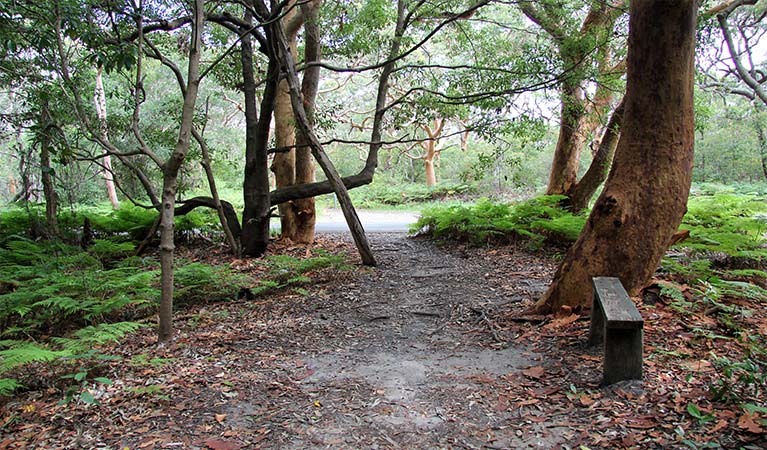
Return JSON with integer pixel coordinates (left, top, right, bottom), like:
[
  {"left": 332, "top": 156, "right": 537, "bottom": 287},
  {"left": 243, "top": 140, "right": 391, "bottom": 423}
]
[{"left": 271, "top": 209, "right": 420, "bottom": 234}]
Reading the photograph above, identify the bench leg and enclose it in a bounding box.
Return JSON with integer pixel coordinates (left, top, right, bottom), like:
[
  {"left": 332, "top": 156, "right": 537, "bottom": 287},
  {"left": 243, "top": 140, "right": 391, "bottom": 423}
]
[
  {"left": 603, "top": 328, "right": 643, "bottom": 384},
  {"left": 588, "top": 295, "right": 605, "bottom": 347}
]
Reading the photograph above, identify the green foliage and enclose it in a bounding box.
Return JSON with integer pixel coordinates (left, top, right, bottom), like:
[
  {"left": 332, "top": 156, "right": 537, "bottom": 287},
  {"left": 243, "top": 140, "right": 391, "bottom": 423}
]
[
  {"left": 680, "top": 194, "right": 767, "bottom": 258},
  {"left": 174, "top": 262, "right": 247, "bottom": 304},
  {"left": 710, "top": 334, "right": 767, "bottom": 404},
  {"left": 349, "top": 180, "right": 475, "bottom": 208},
  {"left": 412, "top": 196, "right": 586, "bottom": 246}
]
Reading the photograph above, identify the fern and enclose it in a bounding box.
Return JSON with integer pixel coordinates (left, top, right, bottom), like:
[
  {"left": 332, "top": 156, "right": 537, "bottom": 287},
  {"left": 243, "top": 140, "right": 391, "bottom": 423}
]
[
  {"left": 0, "top": 378, "right": 22, "bottom": 396},
  {"left": 412, "top": 196, "right": 585, "bottom": 245},
  {"left": 0, "top": 344, "right": 66, "bottom": 371}
]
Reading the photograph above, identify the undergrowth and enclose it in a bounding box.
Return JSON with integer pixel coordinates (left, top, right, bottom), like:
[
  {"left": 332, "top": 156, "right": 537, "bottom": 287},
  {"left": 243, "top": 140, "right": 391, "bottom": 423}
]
[
  {"left": 349, "top": 181, "right": 475, "bottom": 209},
  {"left": 411, "top": 195, "right": 586, "bottom": 247},
  {"left": 0, "top": 205, "right": 350, "bottom": 399}
]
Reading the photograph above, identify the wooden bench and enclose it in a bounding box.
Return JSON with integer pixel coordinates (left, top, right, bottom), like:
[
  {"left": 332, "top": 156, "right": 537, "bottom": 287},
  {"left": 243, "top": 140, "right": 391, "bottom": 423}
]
[{"left": 588, "top": 277, "right": 644, "bottom": 385}]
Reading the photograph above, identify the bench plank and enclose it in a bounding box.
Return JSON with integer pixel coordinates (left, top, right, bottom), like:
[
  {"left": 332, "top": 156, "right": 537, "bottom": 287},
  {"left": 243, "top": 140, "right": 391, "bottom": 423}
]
[{"left": 592, "top": 277, "right": 643, "bottom": 329}]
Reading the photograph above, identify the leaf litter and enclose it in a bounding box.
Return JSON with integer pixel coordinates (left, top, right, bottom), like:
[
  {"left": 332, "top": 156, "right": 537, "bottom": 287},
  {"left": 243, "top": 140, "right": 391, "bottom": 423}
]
[{"left": 0, "top": 233, "right": 765, "bottom": 449}]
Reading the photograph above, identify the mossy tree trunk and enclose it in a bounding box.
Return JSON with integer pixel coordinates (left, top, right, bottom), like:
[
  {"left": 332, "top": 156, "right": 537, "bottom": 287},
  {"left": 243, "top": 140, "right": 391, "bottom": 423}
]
[
  {"left": 39, "top": 101, "right": 59, "bottom": 238},
  {"left": 535, "top": 0, "right": 697, "bottom": 313}
]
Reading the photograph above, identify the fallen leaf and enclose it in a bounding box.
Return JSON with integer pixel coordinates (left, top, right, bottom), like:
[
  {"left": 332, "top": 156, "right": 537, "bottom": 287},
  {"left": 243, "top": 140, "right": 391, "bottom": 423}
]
[
  {"left": 204, "top": 439, "right": 242, "bottom": 450},
  {"left": 711, "top": 419, "right": 729, "bottom": 433},
  {"left": 522, "top": 366, "right": 545, "bottom": 379},
  {"left": 545, "top": 314, "right": 579, "bottom": 329},
  {"left": 215, "top": 414, "right": 227, "bottom": 424},
  {"left": 681, "top": 359, "right": 714, "bottom": 373},
  {"left": 579, "top": 395, "right": 595, "bottom": 407},
  {"left": 738, "top": 412, "right": 765, "bottom": 434},
  {"left": 313, "top": 400, "right": 321, "bottom": 408}
]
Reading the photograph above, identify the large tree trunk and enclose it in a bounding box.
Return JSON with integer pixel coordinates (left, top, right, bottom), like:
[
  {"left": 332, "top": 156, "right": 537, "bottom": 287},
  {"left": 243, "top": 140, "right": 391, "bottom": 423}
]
[
  {"left": 292, "top": 0, "right": 322, "bottom": 244},
  {"left": 534, "top": 0, "right": 697, "bottom": 313},
  {"left": 565, "top": 97, "right": 625, "bottom": 211},
  {"left": 266, "top": 0, "right": 376, "bottom": 266},
  {"left": 240, "top": 9, "right": 277, "bottom": 257},
  {"left": 158, "top": 0, "right": 204, "bottom": 342}
]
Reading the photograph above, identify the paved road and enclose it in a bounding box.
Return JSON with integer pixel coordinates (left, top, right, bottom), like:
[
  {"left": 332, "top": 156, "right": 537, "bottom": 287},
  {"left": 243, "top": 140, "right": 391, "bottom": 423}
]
[{"left": 271, "top": 209, "right": 420, "bottom": 234}]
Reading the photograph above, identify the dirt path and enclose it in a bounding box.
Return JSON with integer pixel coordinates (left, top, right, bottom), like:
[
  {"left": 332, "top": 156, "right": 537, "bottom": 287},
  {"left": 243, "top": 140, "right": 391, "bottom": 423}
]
[
  {"left": 149, "top": 233, "right": 564, "bottom": 450},
  {"left": 270, "top": 233, "right": 554, "bottom": 449}
]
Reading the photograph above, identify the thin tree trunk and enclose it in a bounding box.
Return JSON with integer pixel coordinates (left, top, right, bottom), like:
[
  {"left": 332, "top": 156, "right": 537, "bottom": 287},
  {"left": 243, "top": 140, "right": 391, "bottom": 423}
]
[
  {"left": 194, "top": 129, "right": 240, "bottom": 255},
  {"left": 535, "top": 0, "right": 697, "bottom": 313},
  {"left": 94, "top": 66, "right": 120, "bottom": 209},
  {"left": 158, "top": 0, "right": 204, "bottom": 342},
  {"left": 566, "top": 97, "right": 625, "bottom": 211},
  {"left": 753, "top": 109, "right": 767, "bottom": 181},
  {"left": 39, "top": 102, "right": 59, "bottom": 237},
  {"left": 241, "top": 9, "right": 277, "bottom": 257}
]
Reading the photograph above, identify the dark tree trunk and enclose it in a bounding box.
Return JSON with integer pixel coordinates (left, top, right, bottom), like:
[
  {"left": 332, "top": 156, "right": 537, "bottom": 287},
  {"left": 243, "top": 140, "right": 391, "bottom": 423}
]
[
  {"left": 39, "top": 102, "right": 59, "bottom": 237},
  {"left": 535, "top": 0, "right": 697, "bottom": 313},
  {"left": 565, "top": 97, "right": 625, "bottom": 211},
  {"left": 240, "top": 9, "right": 277, "bottom": 257}
]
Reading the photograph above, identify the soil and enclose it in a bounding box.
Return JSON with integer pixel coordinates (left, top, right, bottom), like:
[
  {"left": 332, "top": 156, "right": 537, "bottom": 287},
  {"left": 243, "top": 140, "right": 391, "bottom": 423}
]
[{"left": 2, "top": 233, "right": 765, "bottom": 449}]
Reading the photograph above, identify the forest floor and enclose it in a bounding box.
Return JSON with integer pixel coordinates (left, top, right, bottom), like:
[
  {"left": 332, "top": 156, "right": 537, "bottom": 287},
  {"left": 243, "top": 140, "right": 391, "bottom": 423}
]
[{"left": 1, "top": 233, "right": 766, "bottom": 449}]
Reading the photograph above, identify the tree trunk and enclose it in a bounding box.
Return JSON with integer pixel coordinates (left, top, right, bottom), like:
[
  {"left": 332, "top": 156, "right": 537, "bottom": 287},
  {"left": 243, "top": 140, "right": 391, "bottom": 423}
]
[
  {"left": 39, "top": 102, "right": 59, "bottom": 237},
  {"left": 271, "top": 1, "right": 302, "bottom": 241},
  {"left": 158, "top": 0, "right": 204, "bottom": 342},
  {"left": 267, "top": 1, "right": 376, "bottom": 266},
  {"left": 546, "top": 82, "right": 589, "bottom": 195},
  {"left": 565, "top": 97, "right": 625, "bottom": 211},
  {"left": 534, "top": 0, "right": 697, "bottom": 313},
  {"left": 753, "top": 109, "right": 767, "bottom": 181},
  {"left": 240, "top": 9, "right": 278, "bottom": 257},
  {"left": 292, "top": 0, "right": 322, "bottom": 244},
  {"left": 94, "top": 66, "right": 120, "bottom": 209},
  {"left": 194, "top": 129, "right": 240, "bottom": 255}
]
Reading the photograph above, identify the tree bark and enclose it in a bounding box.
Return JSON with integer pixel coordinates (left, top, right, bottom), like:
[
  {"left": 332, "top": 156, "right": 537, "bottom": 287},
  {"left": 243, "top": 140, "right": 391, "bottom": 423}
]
[
  {"left": 535, "top": 0, "right": 697, "bottom": 313},
  {"left": 194, "top": 129, "right": 241, "bottom": 254},
  {"left": 271, "top": 1, "right": 302, "bottom": 240},
  {"left": 266, "top": 0, "right": 376, "bottom": 266},
  {"left": 546, "top": 81, "right": 589, "bottom": 194},
  {"left": 240, "top": 8, "right": 277, "bottom": 257},
  {"left": 158, "top": 0, "right": 204, "bottom": 342},
  {"left": 565, "top": 97, "right": 625, "bottom": 211},
  {"left": 39, "top": 102, "right": 59, "bottom": 237},
  {"left": 94, "top": 66, "right": 120, "bottom": 209},
  {"left": 292, "top": 0, "right": 322, "bottom": 244}
]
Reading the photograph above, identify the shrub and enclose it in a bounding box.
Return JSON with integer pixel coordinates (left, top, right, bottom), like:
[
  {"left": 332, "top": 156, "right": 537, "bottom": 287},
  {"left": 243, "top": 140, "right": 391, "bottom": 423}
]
[{"left": 412, "top": 196, "right": 586, "bottom": 246}]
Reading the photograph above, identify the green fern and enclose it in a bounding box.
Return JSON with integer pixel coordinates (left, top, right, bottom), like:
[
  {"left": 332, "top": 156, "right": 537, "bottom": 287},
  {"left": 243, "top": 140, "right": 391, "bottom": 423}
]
[
  {"left": 0, "top": 343, "right": 66, "bottom": 371},
  {"left": 0, "top": 378, "right": 22, "bottom": 396}
]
